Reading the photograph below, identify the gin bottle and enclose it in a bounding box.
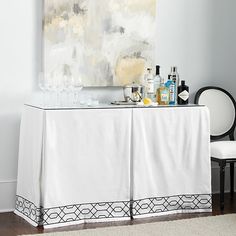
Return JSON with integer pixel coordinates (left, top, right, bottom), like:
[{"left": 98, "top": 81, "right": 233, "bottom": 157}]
[
  {"left": 169, "top": 66, "right": 179, "bottom": 102},
  {"left": 169, "top": 66, "right": 180, "bottom": 86},
  {"left": 144, "top": 68, "right": 154, "bottom": 100},
  {"left": 165, "top": 75, "right": 176, "bottom": 105},
  {"left": 178, "top": 80, "right": 189, "bottom": 105},
  {"left": 153, "top": 65, "right": 162, "bottom": 101},
  {"left": 156, "top": 78, "right": 169, "bottom": 105}
]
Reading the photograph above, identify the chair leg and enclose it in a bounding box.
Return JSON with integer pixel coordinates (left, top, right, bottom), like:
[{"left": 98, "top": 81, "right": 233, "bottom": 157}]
[
  {"left": 219, "top": 160, "right": 226, "bottom": 212},
  {"left": 230, "top": 163, "right": 234, "bottom": 199}
]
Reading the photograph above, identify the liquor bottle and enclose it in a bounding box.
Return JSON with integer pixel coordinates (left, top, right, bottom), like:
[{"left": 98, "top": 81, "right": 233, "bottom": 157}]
[
  {"left": 177, "top": 80, "right": 189, "bottom": 105},
  {"left": 169, "top": 66, "right": 179, "bottom": 102},
  {"left": 165, "top": 75, "right": 176, "bottom": 105},
  {"left": 153, "top": 65, "right": 162, "bottom": 101},
  {"left": 156, "top": 78, "right": 169, "bottom": 105},
  {"left": 144, "top": 68, "right": 154, "bottom": 100},
  {"left": 169, "top": 66, "right": 180, "bottom": 86}
]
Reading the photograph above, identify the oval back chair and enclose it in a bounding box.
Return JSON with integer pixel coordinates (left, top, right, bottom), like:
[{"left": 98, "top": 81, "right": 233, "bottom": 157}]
[{"left": 195, "top": 86, "right": 236, "bottom": 211}]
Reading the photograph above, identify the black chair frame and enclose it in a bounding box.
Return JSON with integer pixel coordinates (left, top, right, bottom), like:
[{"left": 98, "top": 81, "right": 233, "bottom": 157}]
[{"left": 195, "top": 86, "right": 236, "bottom": 211}]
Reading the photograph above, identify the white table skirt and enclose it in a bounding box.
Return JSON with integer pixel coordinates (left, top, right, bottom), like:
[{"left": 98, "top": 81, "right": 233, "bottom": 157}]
[
  {"left": 15, "top": 105, "right": 212, "bottom": 228},
  {"left": 132, "top": 107, "right": 211, "bottom": 218}
]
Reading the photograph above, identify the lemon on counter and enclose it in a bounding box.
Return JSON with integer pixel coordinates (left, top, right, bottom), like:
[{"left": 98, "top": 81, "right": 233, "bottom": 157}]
[{"left": 143, "top": 97, "right": 152, "bottom": 105}]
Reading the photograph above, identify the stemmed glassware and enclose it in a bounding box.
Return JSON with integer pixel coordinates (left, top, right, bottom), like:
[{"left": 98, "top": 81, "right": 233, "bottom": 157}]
[
  {"left": 38, "top": 72, "right": 55, "bottom": 107},
  {"left": 38, "top": 67, "right": 83, "bottom": 107},
  {"left": 38, "top": 72, "right": 48, "bottom": 106},
  {"left": 48, "top": 72, "right": 64, "bottom": 107},
  {"left": 63, "top": 72, "right": 74, "bottom": 106},
  {"left": 72, "top": 77, "right": 83, "bottom": 105}
]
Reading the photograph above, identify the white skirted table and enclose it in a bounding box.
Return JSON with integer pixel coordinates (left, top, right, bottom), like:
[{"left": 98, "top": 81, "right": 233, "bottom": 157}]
[{"left": 15, "top": 104, "right": 212, "bottom": 228}]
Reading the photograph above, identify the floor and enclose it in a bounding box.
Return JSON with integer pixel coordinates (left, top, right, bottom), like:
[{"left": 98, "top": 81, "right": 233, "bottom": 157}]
[{"left": 0, "top": 193, "right": 235, "bottom": 236}]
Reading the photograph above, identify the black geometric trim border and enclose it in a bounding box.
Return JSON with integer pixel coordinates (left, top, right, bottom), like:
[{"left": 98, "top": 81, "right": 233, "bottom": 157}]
[
  {"left": 15, "top": 195, "right": 130, "bottom": 226},
  {"left": 132, "top": 194, "right": 212, "bottom": 216},
  {"left": 15, "top": 195, "right": 44, "bottom": 225},
  {"left": 15, "top": 194, "right": 212, "bottom": 226}
]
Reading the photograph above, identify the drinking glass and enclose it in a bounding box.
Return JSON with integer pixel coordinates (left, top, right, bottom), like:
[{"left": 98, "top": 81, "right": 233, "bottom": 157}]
[
  {"left": 73, "top": 77, "right": 83, "bottom": 105},
  {"left": 49, "top": 72, "right": 64, "bottom": 107},
  {"left": 63, "top": 74, "right": 74, "bottom": 106},
  {"left": 38, "top": 72, "right": 47, "bottom": 106}
]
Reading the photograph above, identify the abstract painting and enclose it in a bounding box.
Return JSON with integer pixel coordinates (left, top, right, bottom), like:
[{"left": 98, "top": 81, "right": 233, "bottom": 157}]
[{"left": 43, "top": 0, "right": 156, "bottom": 86}]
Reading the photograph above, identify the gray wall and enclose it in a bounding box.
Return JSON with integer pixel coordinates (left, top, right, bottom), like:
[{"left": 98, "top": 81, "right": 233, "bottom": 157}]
[
  {"left": 0, "top": 0, "right": 36, "bottom": 211},
  {"left": 210, "top": 0, "right": 236, "bottom": 97},
  {"left": 0, "top": 0, "right": 236, "bottom": 211}
]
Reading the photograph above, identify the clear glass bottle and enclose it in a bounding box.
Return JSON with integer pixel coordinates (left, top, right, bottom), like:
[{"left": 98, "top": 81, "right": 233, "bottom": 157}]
[
  {"left": 144, "top": 68, "right": 154, "bottom": 100},
  {"left": 165, "top": 75, "right": 176, "bottom": 105},
  {"left": 156, "top": 78, "right": 169, "bottom": 105},
  {"left": 153, "top": 65, "right": 162, "bottom": 101}
]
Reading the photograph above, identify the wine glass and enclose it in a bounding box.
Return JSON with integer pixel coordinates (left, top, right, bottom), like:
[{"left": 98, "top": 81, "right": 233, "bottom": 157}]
[
  {"left": 63, "top": 73, "right": 74, "bottom": 107},
  {"left": 38, "top": 72, "right": 47, "bottom": 106},
  {"left": 49, "top": 71, "right": 64, "bottom": 107},
  {"left": 72, "top": 77, "right": 83, "bottom": 105}
]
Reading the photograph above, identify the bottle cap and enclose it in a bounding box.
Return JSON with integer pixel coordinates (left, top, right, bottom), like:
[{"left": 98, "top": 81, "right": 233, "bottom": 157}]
[
  {"left": 171, "top": 66, "right": 177, "bottom": 73},
  {"left": 156, "top": 65, "right": 160, "bottom": 75},
  {"left": 181, "top": 80, "right": 185, "bottom": 86}
]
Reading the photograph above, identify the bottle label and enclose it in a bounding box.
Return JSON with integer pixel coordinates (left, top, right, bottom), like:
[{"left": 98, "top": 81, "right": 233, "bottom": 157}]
[
  {"left": 171, "top": 75, "right": 176, "bottom": 83},
  {"left": 147, "top": 81, "right": 154, "bottom": 93},
  {"left": 169, "top": 84, "right": 175, "bottom": 102},
  {"left": 178, "top": 90, "right": 189, "bottom": 101},
  {"left": 161, "top": 93, "right": 169, "bottom": 102}
]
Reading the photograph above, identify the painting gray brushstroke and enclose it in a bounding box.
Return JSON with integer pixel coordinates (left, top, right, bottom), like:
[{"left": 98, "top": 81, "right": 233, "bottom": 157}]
[{"left": 43, "top": 0, "right": 156, "bottom": 86}]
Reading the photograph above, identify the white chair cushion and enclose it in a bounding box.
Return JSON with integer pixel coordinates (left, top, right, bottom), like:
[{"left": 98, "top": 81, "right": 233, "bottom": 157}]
[{"left": 211, "top": 141, "right": 236, "bottom": 159}]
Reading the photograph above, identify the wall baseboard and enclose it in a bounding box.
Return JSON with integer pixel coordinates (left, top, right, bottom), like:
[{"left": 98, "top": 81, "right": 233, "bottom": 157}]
[
  {"left": 0, "top": 180, "right": 17, "bottom": 184},
  {"left": 0, "top": 209, "right": 14, "bottom": 213}
]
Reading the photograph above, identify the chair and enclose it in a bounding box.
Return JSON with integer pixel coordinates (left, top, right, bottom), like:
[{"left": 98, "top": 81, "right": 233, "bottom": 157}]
[{"left": 195, "top": 86, "right": 236, "bottom": 211}]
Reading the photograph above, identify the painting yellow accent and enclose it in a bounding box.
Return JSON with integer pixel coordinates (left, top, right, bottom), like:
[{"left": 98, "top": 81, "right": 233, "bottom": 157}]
[
  {"left": 127, "top": 0, "right": 156, "bottom": 17},
  {"left": 115, "top": 57, "right": 146, "bottom": 86},
  {"left": 110, "top": 0, "right": 156, "bottom": 17}
]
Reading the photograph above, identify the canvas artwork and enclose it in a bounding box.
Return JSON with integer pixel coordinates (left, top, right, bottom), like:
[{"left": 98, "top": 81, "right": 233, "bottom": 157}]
[{"left": 43, "top": 0, "right": 156, "bottom": 86}]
